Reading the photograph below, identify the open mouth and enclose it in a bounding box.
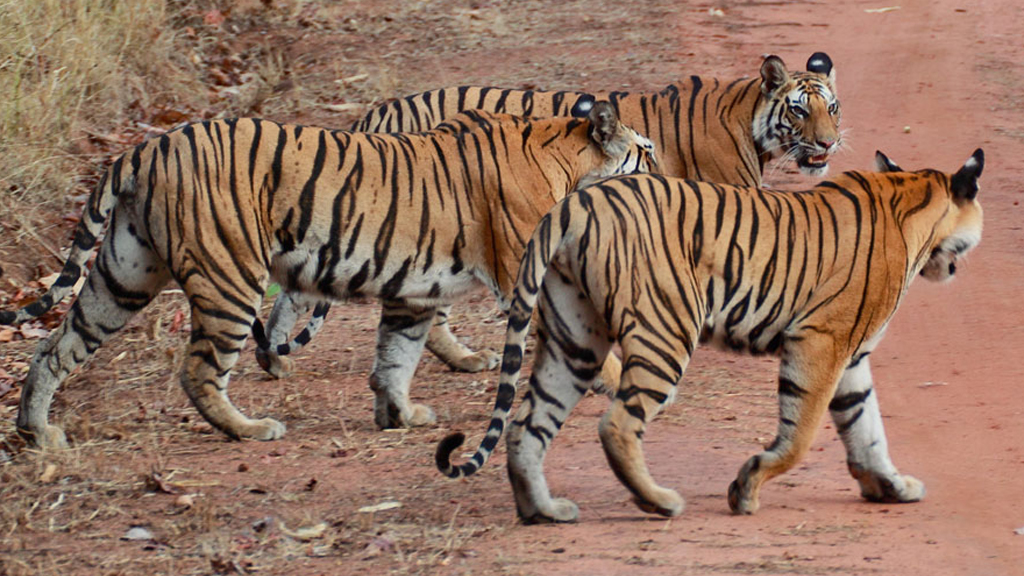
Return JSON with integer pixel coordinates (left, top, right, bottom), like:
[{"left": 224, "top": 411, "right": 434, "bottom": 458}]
[{"left": 797, "top": 153, "right": 830, "bottom": 169}]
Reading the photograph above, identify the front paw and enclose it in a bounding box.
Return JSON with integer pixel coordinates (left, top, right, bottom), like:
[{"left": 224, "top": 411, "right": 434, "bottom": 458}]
[
  {"left": 450, "top": 350, "right": 501, "bottom": 373},
  {"left": 374, "top": 400, "right": 436, "bottom": 429},
  {"left": 22, "top": 424, "right": 70, "bottom": 451},
  {"left": 861, "top": 472, "right": 926, "bottom": 503},
  {"left": 519, "top": 498, "right": 580, "bottom": 524},
  {"left": 728, "top": 479, "right": 759, "bottom": 515}
]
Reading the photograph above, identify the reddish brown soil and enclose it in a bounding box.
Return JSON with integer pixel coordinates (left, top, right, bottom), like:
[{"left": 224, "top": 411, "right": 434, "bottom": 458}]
[{"left": 2, "top": 1, "right": 1023, "bottom": 575}]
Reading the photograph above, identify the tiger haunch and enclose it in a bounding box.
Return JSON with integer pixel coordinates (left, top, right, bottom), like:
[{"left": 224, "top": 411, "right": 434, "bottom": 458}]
[{"left": 439, "top": 150, "right": 984, "bottom": 523}]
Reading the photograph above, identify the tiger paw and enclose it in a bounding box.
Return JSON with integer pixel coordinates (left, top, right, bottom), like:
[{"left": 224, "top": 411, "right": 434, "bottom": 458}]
[
  {"left": 21, "top": 424, "right": 69, "bottom": 451},
  {"left": 728, "top": 479, "right": 760, "bottom": 515},
  {"left": 448, "top": 349, "right": 501, "bottom": 373},
  {"left": 244, "top": 417, "right": 287, "bottom": 441},
  {"left": 520, "top": 498, "right": 580, "bottom": 524},
  {"left": 630, "top": 487, "right": 679, "bottom": 516},
  {"left": 633, "top": 488, "right": 685, "bottom": 517},
  {"left": 254, "top": 349, "right": 294, "bottom": 379},
  {"left": 375, "top": 401, "right": 436, "bottom": 429},
  {"left": 406, "top": 403, "right": 437, "bottom": 427},
  {"left": 859, "top": 472, "right": 926, "bottom": 504}
]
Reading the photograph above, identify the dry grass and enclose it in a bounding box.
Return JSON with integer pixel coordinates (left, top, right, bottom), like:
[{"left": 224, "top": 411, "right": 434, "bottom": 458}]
[{"left": 0, "top": 0, "right": 208, "bottom": 236}]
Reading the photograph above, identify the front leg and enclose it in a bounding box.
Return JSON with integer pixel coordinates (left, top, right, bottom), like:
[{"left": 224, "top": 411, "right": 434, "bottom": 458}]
[
  {"left": 424, "top": 305, "right": 500, "bottom": 372},
  {"left": 829, "top": 354, "right": 925, "bottom": 504},
  {"left": 369, "top": 300, "right": 437, "bottom": 429},
  {"left": 728, "top": 335, "right": 846, "bottom": 515}
]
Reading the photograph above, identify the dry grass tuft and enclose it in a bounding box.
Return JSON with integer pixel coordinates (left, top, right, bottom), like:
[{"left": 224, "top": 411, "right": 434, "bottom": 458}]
[{"left": 0, "top": 0, "right": 207, "bottom": 270}]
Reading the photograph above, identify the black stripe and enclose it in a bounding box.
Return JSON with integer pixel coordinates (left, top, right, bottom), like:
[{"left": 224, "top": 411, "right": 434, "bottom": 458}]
[
  {"left": 829, "top": 388, "right": 873, "bottom": 412},
  {"left": 778, "top": 377, "right": 807, "bottom": 398}
]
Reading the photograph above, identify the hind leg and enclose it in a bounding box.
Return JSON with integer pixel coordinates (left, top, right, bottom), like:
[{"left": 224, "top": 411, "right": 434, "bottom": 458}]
[
  {"left": 728, "top": 335, "right": 846, "bottom": 514},
  {"left": 598, "top": 333, "right": 691, "bottom": 518},
  {"left": 254, "top": 291, "right": 314, "bottom": 379},
  {"left": 507, "top": 273, "right": 612, "bottom": 523},
  {"left": 425, "top": 305, "right": 500, "bottom": 372},
  {"left": 370, "top": 300, "right": 437, "bottom": 429},
  {"left": 17, "top": 210, "right": 171, "bottom": 448},
  {"left": 180, "top": 272, "right": 284, "bottom": 440},
  {"left": 830, "top": 353, "right": 925, "bottom": 504}
]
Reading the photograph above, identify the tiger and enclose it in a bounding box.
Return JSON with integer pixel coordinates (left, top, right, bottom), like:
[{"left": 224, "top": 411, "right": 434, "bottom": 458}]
[
  {"left": 0, "top": 102, "right": 656, "bottom": 448},
  {"left": 435, "top": 149, "right": 984, "bottom": 523},
  {"left": 255, "top": 51, "right": 845, "bottom": 387}
]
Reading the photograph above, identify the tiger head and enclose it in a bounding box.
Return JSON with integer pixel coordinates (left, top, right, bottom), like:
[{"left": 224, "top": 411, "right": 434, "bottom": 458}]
[
  {"left": 875, "top": 149, "right": 985, "bottom": 282},
  {"left": 755, "top": 52, "right": 841, "bottom": 177},
  {"left": 579, "top": 100, "right": 658, "bottom": 188}
]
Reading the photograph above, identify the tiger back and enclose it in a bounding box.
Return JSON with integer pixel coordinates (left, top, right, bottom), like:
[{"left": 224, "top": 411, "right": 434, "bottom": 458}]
[
  {"left": 256, "top": 51, "right": 843, "bottom": 383},
  {"left": 356, "top": 52, "right": 841, "bottom": 183},
  {"left": 1, "top": 103, "right": 656, "bottom": 448},
  {"left": 436, "top": 150, "right": 984, "bottom": 523}
]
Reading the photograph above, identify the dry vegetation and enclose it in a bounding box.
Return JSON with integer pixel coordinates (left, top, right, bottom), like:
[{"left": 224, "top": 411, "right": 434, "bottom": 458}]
[{"left": 0, "top": 0, "right": 202, "bottom": 261}]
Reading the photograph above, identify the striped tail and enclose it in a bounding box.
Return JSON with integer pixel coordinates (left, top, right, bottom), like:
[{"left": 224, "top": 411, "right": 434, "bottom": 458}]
[
  {"left": 435, "top": 196, "right": 580, "bottom": 478},
  {"left": 0, "top": 153, "right": 133, "bottom": 326},
  {"left": 252, "top": 301, "right": 331, "bottom": 356}
]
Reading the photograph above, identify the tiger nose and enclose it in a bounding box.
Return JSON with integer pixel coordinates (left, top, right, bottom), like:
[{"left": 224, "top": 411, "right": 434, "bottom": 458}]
[{"left": 817, "top": 139, "right": 836, "bottom": 151}]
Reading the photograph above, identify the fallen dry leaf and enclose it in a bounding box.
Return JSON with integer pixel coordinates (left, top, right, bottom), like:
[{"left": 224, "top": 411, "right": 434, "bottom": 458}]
[
  {"left": 358, "top": 501, "right": 402, "bottom": 514},
  {"left": 144, "top": 471, "right": 181, "bottom": 494},
  {"left": 18, "top": 325, "right": 49, "bottom": 340},
  {"left": 123, "top": 526, "right": 154, "bottom": 541},
  {"left": 279, "top": 521, "right": 327, "bottom": 541},
  {"left": 361, "top": 534, "right": 395, "bottom": 558},
  {"left": 202, "top": 9, "right": 225, "bottom": 26},
  {"left": 39, "top": 463, "right": 58, "bottom": 483}
]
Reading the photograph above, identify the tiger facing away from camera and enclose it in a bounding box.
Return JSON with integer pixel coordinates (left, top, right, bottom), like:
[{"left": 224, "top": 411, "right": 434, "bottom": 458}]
[
  {"left": 0, "top": 102, "right": 656, "bottom": 447},
  {"left": 255, "top": 52, "right": 845, "bottom": 391},
  {"left": 436, "top": 149, "right": 984, "bottom": 522}
]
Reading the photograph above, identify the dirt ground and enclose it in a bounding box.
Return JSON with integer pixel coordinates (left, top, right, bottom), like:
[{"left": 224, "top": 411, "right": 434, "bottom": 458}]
[{"left": 2, "top": 0, "right": 1023, "bottom": 574}]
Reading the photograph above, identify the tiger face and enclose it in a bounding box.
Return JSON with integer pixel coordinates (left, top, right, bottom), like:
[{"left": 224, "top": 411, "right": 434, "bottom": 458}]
[
  {"left": 755, "top": 52, "right": 841, "bottom": 177},
  {"left": 875, "top": 149, "right": 985, "bottom": 282},
  {"left": 581, "top": 102, "right": 658, "bottom": 189}
]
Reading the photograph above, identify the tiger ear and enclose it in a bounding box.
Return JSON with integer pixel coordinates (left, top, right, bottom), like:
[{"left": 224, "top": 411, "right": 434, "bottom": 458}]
[
  {"left": 760, "top": 55, "right": 791, "bottom": 96},
  {"left": 587, "top": 100, "right": 619, "bottom": 148},
  {"left": 951, "top": 148, "right": 984, "bottom": 201},
  {"left": 806, "top": 51, "right": 837, "bottom": 92},
  {"left": 874, "top": 150, "right": 902, "bottom": 172}
]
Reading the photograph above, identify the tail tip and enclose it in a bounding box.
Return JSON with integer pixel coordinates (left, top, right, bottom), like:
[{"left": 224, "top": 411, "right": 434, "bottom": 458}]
[{"left": 435, "top": 432, "right": 466, "bottom": 474}]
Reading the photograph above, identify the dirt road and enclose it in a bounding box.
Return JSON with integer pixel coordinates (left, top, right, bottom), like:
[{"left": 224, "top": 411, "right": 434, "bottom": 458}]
[{"left": 1, "top": 1, "right": 1021, "bottom": 574}]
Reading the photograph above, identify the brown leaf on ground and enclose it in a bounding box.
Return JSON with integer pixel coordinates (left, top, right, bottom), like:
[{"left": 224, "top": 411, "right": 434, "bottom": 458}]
[
  {"left": 144, "top": 470, "right": 181, "bottom": 494},
  {"left": 203, "top": 10, "right": 226, "bottom": 27}
]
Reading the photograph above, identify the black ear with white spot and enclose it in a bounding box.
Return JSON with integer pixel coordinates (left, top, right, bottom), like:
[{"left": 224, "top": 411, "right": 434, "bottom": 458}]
[
  {"left": 951, "top": 148, "right": 984, "bottom": 201},
  {"left": 806, "top": 52, "right": 833, "bottom": 75},
  {"left": 587, "top": 100, "right": 619, "bottom": 148},
  {"left": 806, "top": 51, "right": 837, "bottom": 92},
  {"left": 874, "top": 150, "right": 902, "bottom": 172},
  {"left": 760, "top": 55, "right": 791, "bottom": 96}
]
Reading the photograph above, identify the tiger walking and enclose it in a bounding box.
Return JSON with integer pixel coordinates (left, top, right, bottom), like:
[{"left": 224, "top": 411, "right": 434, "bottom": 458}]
[
  {"left": 0, "top": 104, "right": 655, "bottom": 447},
  {"left": 437, "top": 150, "right": 984, "bottom": 522},
  {"left": 256, "top": 52, "right": 845, "bottom": 389}
]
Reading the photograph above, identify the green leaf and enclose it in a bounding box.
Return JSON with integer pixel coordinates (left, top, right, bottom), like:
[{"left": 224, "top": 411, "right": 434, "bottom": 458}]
[{"left": 265, "top": 283, "right": 282, "bottom": 298}]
